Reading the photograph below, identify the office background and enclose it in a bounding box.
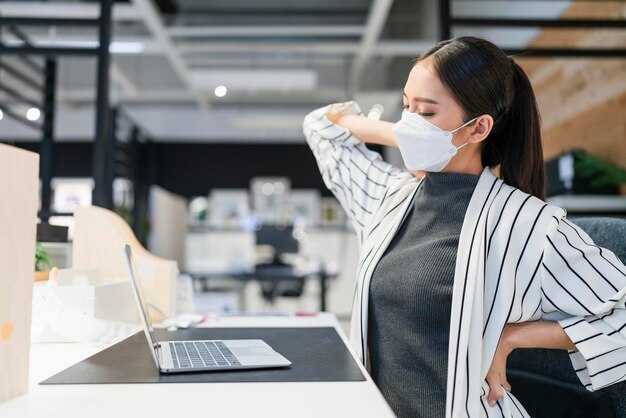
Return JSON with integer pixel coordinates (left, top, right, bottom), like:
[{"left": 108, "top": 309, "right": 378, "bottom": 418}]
[{"left": 0, "top": 0, "right": 625, "bottom": 333}]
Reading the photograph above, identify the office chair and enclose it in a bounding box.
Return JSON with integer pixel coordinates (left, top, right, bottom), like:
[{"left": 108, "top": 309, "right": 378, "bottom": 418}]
[
  {"left": 255, "top": 224, "right": 305, "bottom": 303},
  {"left": 507, "top": 216, "right": 626, "bottom": 418},
  {"left": 73, "top": 206, "right": 179, "bottom": 322}
]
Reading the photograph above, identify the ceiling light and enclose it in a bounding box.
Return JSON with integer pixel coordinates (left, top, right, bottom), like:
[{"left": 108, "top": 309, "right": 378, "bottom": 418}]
[
  {"left": 0, "top": 110, "right": 3, "bottom": 120},
  {"left": 214, "top": 85, "right": 227, "bottom": 98},
  {"left": 26, "top": 108, "right": 40, "bottom": 121},
  {"left": 109, "top": 42, "right": 145, "bottom": 54}
]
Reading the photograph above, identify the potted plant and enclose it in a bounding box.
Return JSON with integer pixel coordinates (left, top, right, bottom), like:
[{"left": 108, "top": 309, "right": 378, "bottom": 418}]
[
  {"left": 34, "top": 242, "right": 51, "bottom": 282},
  {"left": 572, "top": 149, "right": 626, "bottom": 194}
]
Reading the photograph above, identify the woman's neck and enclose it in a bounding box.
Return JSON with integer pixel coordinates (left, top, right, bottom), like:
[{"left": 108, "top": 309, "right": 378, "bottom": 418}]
[{"left": 411, "top": 164, "right": 484, "bottom": 179}]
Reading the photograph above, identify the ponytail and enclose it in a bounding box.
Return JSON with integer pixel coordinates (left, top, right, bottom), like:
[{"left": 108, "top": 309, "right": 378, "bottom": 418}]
[{"left": 495, "top": 59, "right": 546, "bottom": 201}]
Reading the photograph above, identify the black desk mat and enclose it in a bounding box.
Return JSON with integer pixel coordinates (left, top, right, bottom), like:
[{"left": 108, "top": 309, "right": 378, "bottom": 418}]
[{"left": 40, "top": 327, "right": 365, "bottom": 384}]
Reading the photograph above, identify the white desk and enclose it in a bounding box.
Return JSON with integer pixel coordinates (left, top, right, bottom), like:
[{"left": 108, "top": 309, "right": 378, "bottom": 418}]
[{"left": 0, "top": 313, "right": 395, "bottom": 418}]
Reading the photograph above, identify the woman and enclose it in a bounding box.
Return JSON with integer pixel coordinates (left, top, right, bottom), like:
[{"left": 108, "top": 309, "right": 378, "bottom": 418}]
[{"left": 302, "top": 36, "right": 626, "bottom": 418}]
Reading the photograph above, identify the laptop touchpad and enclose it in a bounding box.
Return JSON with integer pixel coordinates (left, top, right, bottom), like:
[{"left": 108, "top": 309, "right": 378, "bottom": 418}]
[{"left": 231, "top": 346, "right": 277, "bottom": 356}]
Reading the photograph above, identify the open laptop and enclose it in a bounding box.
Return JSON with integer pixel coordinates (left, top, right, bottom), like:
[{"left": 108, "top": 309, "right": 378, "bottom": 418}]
[{"left": 122, "top": 244, "right": 292, "bottom": 373}]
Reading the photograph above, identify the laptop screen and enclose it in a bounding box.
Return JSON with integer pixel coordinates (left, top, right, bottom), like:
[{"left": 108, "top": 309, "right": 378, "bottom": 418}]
[{"left": 123, "top": 244, "right": 160, "bottom": 366}]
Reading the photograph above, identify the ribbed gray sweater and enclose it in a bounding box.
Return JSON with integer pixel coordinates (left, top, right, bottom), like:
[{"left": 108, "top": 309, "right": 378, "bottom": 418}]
[{"left": 367, "top": 170, "right": 480, "bottom": 418}]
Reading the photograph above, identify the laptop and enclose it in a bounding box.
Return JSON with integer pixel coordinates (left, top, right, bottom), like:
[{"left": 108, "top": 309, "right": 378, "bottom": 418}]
[{"left": 122, "top": 244, "right": 292, "bottom": 373}]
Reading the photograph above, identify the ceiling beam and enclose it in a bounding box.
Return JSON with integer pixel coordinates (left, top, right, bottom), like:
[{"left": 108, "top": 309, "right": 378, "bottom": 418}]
[
  {"left": 168, "top": 25, "right": 365, "bottom": 38},
  {"left": 110, "top": 61, "right": 139, "bottom": 99},
  {"left": 0, "top": 31, "right": 448, "bottom": 58},
  {"left": 350, "top": 0, "right": 395, "bottom": 96},
  {"left": 179, "top": 40, "right": 434, "bottom": 57},
  {"left": 129, "top": 0, "right": 211, "bottom": 112},
  {"left": 178, "top": 42, "right": 358, "bottom": 56},
  {"left": 375, "top": 40, "right": 436, "bottom": 56},
  {"left": 186, "top": 56, "right": 347, "bottom": 68},
  {"left": 59, "top": 89, "right": 191, "bottom": 104},
  {"left": 57, "top": 87, "right": 351, "bottom": 105}
]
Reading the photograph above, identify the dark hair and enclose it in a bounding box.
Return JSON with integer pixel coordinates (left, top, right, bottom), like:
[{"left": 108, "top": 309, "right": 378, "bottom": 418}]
[{"left": 414, "top": 36, "right": 546, "bottom": 200}]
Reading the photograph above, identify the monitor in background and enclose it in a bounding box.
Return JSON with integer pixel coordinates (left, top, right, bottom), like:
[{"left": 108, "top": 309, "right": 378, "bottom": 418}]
[
  {"left": 255, "top": 224, "right": 299, "bottom": 265},
  {"left": 186, "top": 230, "right": 256, "bottom": 275},
  {"left": 37, "top": 222, "right": 69, "bottom": 243}
]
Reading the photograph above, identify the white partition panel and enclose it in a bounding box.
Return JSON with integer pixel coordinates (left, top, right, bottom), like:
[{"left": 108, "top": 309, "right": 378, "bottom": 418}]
[
  {"left": 0, "top": 144, "right": 39, "bottom": 402},
  {"left": 148, "top": 185, "right": 188, "bottom": 270}
]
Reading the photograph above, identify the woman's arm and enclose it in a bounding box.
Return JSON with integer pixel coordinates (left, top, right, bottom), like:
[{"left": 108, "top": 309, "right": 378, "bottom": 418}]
[
  {"left": 541, "top": 215, "right": 626, "bottom": 392},
  {"left": 486, "top": 213, "right": 626, "bottom": 407},
  {"left": 327, "top": 113, "right": 398, "bottom": 148},
  {"left": 303, "top": 102, "right": 405, "bottom": 244},
  {"left": 505, "top": 321, "right": 577, "bottom": 351},
  {"left": 485, "top": 321, "right": 577, "bottom": 407}
]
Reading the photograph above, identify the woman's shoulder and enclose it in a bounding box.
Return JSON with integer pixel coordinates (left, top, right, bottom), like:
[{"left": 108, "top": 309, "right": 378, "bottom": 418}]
[{"left": 486, "top": 177, "right": 566, "bottom": 225}]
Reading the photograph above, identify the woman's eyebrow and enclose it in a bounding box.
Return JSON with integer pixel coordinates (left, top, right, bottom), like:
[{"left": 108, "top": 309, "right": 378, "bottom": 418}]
[{"left": 402, "top": 91, "right": 440, "bottom": 105}]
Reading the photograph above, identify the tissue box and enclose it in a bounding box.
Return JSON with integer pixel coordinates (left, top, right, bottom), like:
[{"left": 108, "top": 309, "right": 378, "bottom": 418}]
[{"left": 32, "top": 269, "right": 138, "bottom": 343}]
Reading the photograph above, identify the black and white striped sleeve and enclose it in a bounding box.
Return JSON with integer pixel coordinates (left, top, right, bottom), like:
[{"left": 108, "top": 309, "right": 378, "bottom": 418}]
[
  {"left": 302, "top": 101, "right": 404, "bottom": 243},
  {"left": 540, "top": 214, "right": 626, "bottom": 391}
]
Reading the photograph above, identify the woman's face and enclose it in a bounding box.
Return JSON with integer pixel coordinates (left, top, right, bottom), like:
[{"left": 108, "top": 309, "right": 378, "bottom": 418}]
[
  {"left": 402, "top": 57, "right": 468, "bottom": 132},
  {"left": 401, "top": 56, "right": 492, "bottom": 176}
]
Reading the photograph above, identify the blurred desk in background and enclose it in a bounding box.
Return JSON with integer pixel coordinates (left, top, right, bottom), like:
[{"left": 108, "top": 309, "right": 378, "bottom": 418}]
[
  {"left": 186, "top": 227, "right": 359, "bottom": 319},
  {"left": 193, "top": 265, "right": 336, "bottom": 312},
  {"left": 547, "top": 194, "right": 626, "bottom": 218}
]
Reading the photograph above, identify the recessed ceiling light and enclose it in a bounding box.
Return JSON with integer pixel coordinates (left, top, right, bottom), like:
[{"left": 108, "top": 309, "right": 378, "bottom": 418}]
[
  {"left": 214, "top": 85, "right": 227, "bottom": 98},
  {"left": 109, "top": 42, "right": 145, "bottom": 54},
  {"left": 0, "top": 109, "right": 3, "bottom": 121},
  {"left": 26, "top": 107, "right": 40, "bottom": 121}
]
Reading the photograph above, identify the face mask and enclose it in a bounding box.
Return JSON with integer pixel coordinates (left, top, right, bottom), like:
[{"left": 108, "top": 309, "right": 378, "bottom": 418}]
[{"left": 392, "top": 109, "right": 478, "bottom": 172}]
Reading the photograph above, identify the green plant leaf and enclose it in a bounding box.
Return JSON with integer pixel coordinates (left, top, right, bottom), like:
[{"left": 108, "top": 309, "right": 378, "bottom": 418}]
[
  {"left": 35, "top": 241, "right": 51, "bottom": 272},
  {"left": 573, "top": 151, "right": 626, "bottom": 189}
]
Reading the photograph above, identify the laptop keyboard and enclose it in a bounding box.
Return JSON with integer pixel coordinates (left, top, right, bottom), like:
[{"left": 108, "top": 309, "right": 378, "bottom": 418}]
[{"left": 170, "top": 341, "right": 241, "bottom": 369}]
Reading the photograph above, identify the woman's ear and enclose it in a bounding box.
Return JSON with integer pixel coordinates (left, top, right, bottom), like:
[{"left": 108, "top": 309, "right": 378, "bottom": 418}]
[{"left": 468, "top": 114, "right": 493, "bottom": 143}]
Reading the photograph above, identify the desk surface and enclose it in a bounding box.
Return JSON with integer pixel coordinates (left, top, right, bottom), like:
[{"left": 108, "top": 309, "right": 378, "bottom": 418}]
[
  {"left": 0, "top": 313, "right": 395, "bottom": 418},
  {"left": 546, "top": 194, "right": 626, "bottom": 213}
]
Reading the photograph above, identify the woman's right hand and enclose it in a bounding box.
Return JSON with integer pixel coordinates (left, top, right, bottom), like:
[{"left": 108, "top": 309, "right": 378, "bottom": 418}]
[
  {"left": 326, "top": 112, "right": 346, "bottom": 125},
  {"left": 326, "top": 111, "right": 398, "bottom": 148}
]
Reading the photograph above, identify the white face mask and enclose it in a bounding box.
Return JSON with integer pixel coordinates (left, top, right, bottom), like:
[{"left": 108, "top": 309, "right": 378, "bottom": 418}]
[{"left": 392, "top": 109, "right": 478, "bottom": 172}]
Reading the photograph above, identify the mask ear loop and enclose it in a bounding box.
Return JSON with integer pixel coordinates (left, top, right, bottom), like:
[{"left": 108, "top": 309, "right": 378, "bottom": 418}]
[
  {"left": 456, "top": 141, "right": 471, "bottom": 150},
  {"left": 450, "top": 116, "right": 479, "bottom": 150},
  {"left": 450, "top": 116, "right": 479, "bottom": 134}
]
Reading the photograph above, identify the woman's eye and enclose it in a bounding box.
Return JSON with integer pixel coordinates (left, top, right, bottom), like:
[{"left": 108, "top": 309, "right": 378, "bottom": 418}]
[{"left": 402, "top": 103, "right": 434, "bottom": 117}]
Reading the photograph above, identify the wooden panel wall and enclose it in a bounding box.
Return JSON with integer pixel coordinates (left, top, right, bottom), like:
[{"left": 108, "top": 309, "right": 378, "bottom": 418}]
[
  {"left": 516, "top": 2, "right": 626, "bottom": 194},
  {"left": 0, "top": 144, "right": 39, "bottom": 402}
]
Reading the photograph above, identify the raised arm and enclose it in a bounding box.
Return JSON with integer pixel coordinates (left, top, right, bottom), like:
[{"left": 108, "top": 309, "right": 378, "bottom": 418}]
[
  {"left": 326, "top": 112, "right": 398, "bottom": 148},
  {"left": 302, "top": 101, "right": 407, "bottom": 244}
]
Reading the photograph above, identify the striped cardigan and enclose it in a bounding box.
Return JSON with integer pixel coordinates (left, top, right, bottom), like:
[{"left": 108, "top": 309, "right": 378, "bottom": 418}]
[{"left": 303, "top": 101, "right": 626, "bottom": 418}]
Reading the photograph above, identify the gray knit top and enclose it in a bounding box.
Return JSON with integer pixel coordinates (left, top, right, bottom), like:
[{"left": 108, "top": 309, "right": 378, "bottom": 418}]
[{"left": 367, "top": 170, "right": 481, "bottom": 418}]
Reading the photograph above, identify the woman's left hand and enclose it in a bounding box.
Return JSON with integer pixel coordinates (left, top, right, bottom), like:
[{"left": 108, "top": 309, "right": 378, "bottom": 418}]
[
  {"left": 485, "top": 324, "right": 516, "bottom": 407},
  {"left": 485, "top": 321, "right": 579, "bottom": 407}
]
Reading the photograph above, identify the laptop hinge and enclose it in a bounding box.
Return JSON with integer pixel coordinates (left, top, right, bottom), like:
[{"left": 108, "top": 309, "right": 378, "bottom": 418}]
[{"left": 154, "top": 342, "right": 164, "bottom": 365}]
